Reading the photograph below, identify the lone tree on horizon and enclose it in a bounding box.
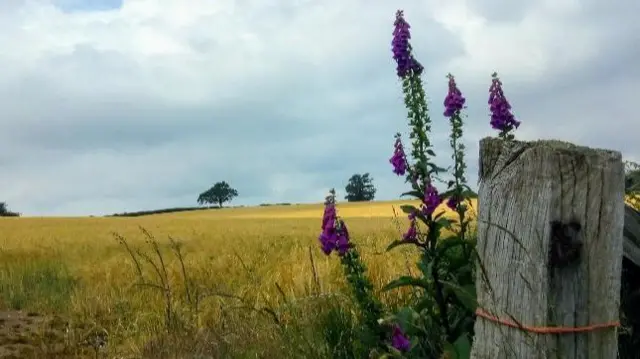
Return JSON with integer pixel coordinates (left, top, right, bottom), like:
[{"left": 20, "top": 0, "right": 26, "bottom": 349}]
[
  {"left": 344, "top": 173, "right": 376, "bottom": 202},
  {"left": 0, "top": 202, "right": 20, "bottom": 217},
  {"left": 197, "top": 181, "right": 239, "bottom": 208}
]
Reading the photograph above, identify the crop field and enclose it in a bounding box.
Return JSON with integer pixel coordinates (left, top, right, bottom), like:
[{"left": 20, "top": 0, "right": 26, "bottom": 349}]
[{"left": 0, "top": 199, "right": 477, "bottom": 358}]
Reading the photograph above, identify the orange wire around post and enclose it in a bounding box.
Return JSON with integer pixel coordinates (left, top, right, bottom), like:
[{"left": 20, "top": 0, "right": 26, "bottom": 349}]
[{"left": 475, "top": 308, "right": 620, "bottom": 334}]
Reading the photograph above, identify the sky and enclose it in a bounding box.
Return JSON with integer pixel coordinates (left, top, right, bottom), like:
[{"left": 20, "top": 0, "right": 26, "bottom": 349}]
[{"left": 0, "top": 0, "right": 638, "bottom": 216}]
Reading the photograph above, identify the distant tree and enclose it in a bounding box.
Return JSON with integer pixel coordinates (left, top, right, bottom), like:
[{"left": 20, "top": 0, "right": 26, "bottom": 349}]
[
  {"left": 197, "top": 181, "right": 239, "bottom": 208},
  {"left": 344, "top": 173, "right": 376, "bottom": 202},
  {"left": 0, "top": 202, "right": 20, "bottom": 217}
]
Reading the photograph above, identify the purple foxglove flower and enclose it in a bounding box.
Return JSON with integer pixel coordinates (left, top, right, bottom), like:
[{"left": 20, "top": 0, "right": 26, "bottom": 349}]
[
  {"left": 319, "top": 202, "right": 337, "bottom": 255},
  {"left": 444, "top": 74, "right": 465, "bottom": 117},
  {"left": 488, "top": 73, "right": 521, "bottom": 132},
  {"left": 319, "top": 230, "right": 336, "bottom": 255},
  {"left": 335, "top": 220, "right": 350, "bottom": 256},
  {"left": 390, "top": 135, "right": 408, "bottom": 176},
  {"left": 422, "top": 182, "right": 441, "bottom": 216},
  {"left": 321, "top": 203, "right": 336, "bottom": 231},
  {"left": 392, "top": 10, "right": 423, "bottom": 78},
  {"left": 446, "top": 195, "right": 459, "bottom": 211},
  {"left": 318, "top": 197, "right": 351, "bottom": 256},
  {"left": 403, "top": 216, "right": 417, "bottom": 242},
  {"left": 391, "top": 325, "right": 411, "bottom": 352}
]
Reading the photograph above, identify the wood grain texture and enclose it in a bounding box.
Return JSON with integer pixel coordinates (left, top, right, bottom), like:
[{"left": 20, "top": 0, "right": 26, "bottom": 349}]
[{"left": 471, "top": 137, "right": 625, "bottom": 359}]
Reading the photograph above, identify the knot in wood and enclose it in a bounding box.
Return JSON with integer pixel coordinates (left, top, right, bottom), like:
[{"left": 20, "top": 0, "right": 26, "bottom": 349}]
[{"left": 549, "top": 220, "right": 583, "bottom": 268}]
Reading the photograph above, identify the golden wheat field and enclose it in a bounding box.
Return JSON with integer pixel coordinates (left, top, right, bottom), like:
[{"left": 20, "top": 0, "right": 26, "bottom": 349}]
[{"left": 0, "top": 199, "right": 477, "bottom": 358}]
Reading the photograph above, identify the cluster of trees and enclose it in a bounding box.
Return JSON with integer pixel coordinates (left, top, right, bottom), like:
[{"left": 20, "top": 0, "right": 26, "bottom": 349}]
[
  {"left": 0, "top": 202, "right": 19, "bottom": 217},
  {"left": 5, "top": 165, "right": 639, "bottom": 217},
  {"left": 194, "top": 173, "right": 377, "bottom": 209},
  {"left": 0, "top": 175, "right": 378, "bottom": 217}
]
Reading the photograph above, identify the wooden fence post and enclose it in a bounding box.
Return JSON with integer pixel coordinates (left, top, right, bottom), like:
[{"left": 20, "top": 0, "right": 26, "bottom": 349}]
[{"left": 470, "top": 138, "right": 625, "bottom": 359}]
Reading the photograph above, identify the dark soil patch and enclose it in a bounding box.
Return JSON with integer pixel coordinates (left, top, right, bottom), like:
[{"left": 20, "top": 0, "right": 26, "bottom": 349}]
[{"left": 0, "top": 310, "right": 98, "bottom": 358}]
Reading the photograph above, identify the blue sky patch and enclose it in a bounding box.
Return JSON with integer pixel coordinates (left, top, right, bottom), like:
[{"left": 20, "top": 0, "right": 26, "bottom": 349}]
[{"left": 54, "top": 0, "right": 122, "bottom": 13}]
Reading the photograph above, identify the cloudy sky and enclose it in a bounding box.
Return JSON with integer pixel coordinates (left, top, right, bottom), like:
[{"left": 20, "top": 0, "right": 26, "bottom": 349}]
[{"left": 0, "top": 0, "right": 637, "bottom": 216}]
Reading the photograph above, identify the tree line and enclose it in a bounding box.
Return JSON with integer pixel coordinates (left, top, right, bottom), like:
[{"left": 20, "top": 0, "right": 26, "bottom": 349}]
[
  {"left": 13, "top": 166, "right": 639, "bottom": 216},
  {"left": 195, "top": 173, "right": 379, "bottom": 209}
]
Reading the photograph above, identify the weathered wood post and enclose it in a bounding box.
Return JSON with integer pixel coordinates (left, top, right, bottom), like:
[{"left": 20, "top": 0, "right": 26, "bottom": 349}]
[{"left": 470, "top": 138, "right": 625, "bottom": 359}]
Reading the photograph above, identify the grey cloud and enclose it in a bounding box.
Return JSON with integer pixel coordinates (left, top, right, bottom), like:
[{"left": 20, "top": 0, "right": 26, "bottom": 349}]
[{"left": 0, "top": 0, "right": 637, "bottom": 216}]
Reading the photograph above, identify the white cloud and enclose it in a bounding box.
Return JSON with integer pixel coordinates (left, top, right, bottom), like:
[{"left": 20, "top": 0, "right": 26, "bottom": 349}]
[
  {"left": 0, "top": 0, "right": 637, "bottom": 215},
  {"left": 428, "top": 0, "right": 602, "bottom": 83}
]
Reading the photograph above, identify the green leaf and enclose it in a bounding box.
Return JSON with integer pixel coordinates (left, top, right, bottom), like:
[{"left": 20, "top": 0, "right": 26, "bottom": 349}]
[
  {"left": 414, "top": 211, "right": 430, "bottom": 225},
  {"left": 417, "top": 258, "right": 432, "bottom": 277},
  {"left": 461, "top": 187, "right": 478, "bottom": 199},
  {"left": 427, "top": 163, "right": 448, "bottom": 173},
  {"left": 436, "top": 237, "right": 467, "bottom": 255},
  {"left": 399, "top": 204, "right": 419, "bottom": 215},
  {"left": 438, "top": 188, "right": 456, "bottom": 198},
  {"left": 453, "top": 334, "right": 472, "bottom": 359},
  {"left": 398, "top": 204, "right": 432, "bottom": 226},
  {"left": 433, "top": 211, "right": 446, "bottom": 221},
  {"left": 440, "top": 280, "right": 477, "bottom": 312},
  {"left": 443, "top": 342, "right": 458, "bottom": 359},
  {"left": 426, "top": 227, "right": 442, "bottom": 245},
  {"left": 381, "top": 276, "right": 432, "bottom": 292},
  {"left": 414, "top": 296, "right": 435, "bottom": 315},
  {"left": 400, "top": 190, "right": 423, "bottom": 199},
  {"left": 394, "top": 306, "right": 419, "bottom": 331},
  {"left": 385, "top": 346, "right": 407, "bottom": 358},
  {"left": 451, "top": 263, "right": 474, "bottom": 279},
  {"left": 451, "top": 317, "right": 476, "bottom": 339},
  {"left": 386, "top": 240, "right": 415, "bottom": 252},
  {"left": 435, "top": 216, "right": 454, "bottom": 229}
]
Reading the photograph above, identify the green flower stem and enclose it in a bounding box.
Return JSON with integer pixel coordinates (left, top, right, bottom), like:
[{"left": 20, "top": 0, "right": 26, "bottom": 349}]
[
  {"left": 449, "top": 110, "right": 468, "bottom": 240},
  {"left": 340, "top": 246, "right": 385, "bottom": 341},
  {"left": 402, "top": 72, "right": 433, "bottom": 180},
  {"left": 425, "top": 221, "right": 452, "bottom": 341}
]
